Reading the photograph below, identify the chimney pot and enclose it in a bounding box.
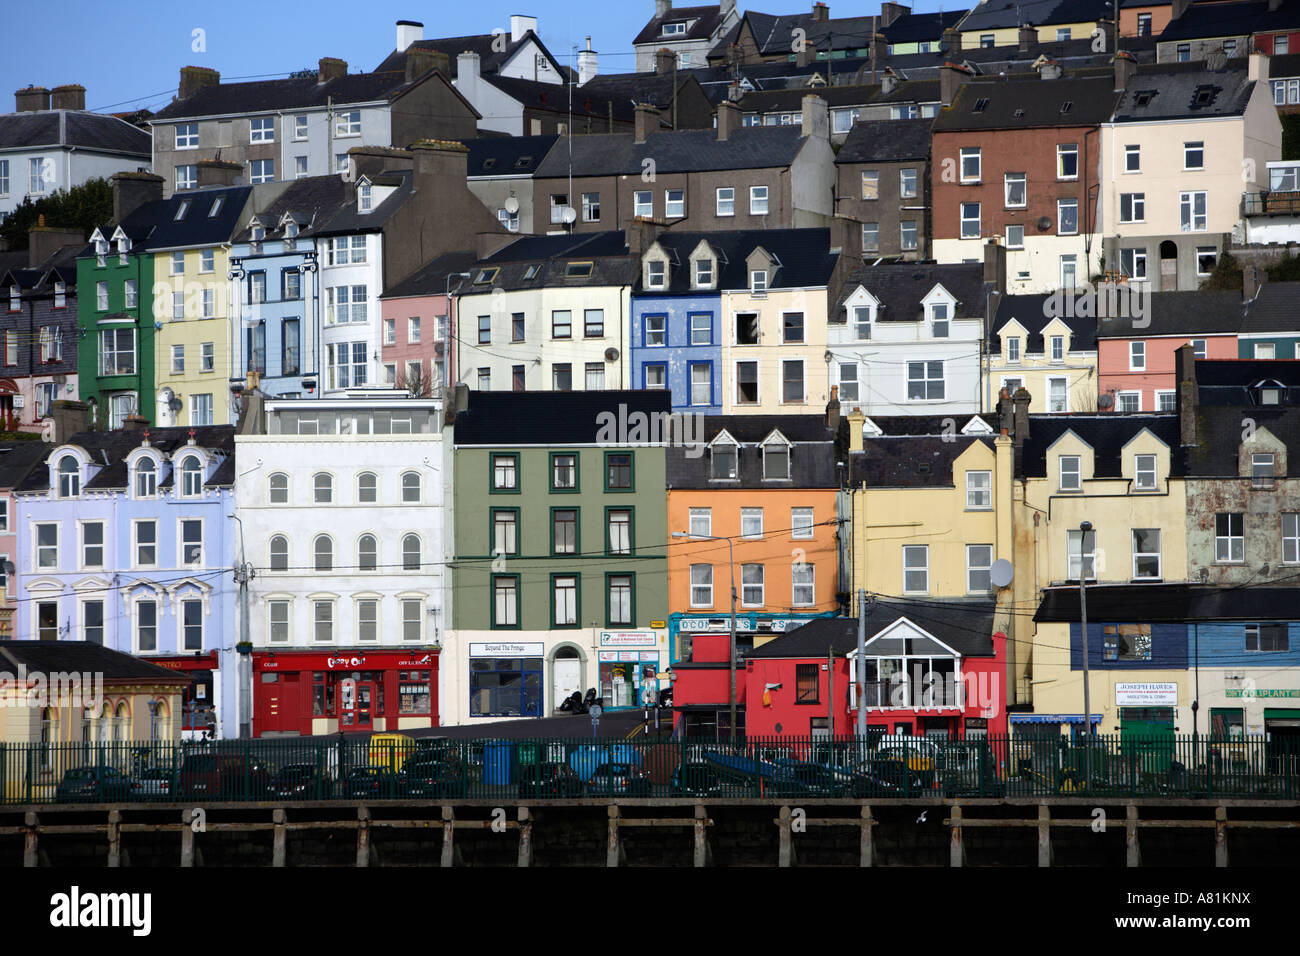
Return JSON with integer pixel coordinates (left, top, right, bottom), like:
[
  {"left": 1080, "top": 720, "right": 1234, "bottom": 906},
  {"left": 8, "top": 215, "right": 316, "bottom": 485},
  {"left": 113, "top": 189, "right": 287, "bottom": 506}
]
[
  {"left": 50, "top": 84, "right": 86, "bottom": 111},
  {"left": 813, "top": 2, "right": 830, "bottom": 22},
  {"left": 396, "top": 19, "right": 424, "bottom": 53}
]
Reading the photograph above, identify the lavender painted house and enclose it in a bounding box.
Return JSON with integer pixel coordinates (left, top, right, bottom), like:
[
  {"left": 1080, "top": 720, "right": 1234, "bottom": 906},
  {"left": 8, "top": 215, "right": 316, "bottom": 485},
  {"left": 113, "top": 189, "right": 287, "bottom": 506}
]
[{"left": 12, "top": 425, "right": 237, "bottom": 738}]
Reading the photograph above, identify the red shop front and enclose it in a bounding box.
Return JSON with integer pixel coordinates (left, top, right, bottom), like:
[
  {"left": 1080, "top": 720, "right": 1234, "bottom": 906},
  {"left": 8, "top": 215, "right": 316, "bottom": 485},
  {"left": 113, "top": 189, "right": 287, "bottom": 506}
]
[
  {"left": 252, "top": 648, "right": 439, "bottom": 737},
  {"left": 143, "top": 652, "right": 220, "bottom": 738}
]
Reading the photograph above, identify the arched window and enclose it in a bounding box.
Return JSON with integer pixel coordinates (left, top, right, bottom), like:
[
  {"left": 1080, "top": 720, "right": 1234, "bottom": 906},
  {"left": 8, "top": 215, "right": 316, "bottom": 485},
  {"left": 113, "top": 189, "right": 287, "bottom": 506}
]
[
  {"left": 136, "top": 457, "right": 157, "bottom": 497},
  {"left": 149, "top": 701, "right": 166, "bottom": 741},
  {"left": 401, "top": 471, "right": 421, "bottom": 503},
  {"left": 402, "top": 533, "right": 421, "bottom": 571},
  {"left": 58, "top": 456, "right": 80, "bottom": 497},
  {"left": 269, "top": 472, "right": 289, "bottom": 504},
  {"left": 180, "top": 455, "right": 203, "bottom": 496},
  {"left": 114, "top": 703, "right": 127, "bottom": 742},
  {"left": 313, "top": 473, "right": 333, "bottom": 504},
  {"left": 358, "top": 534, "right": 378, "bottom": 571},
  {"left": 357, "top": 472, "right": 377, "bottom": 503},
  {"left": 98, "top": 704, "right": 110, "bottom": 744},
  {"left": 269, "top": 535, "right": 289, "bottom": 571},
  {"left": 39, "top": 707, "right": 53, "bottom": 769},
  {"left": 314, "top": 534, "right": 333, "bottom": 571}
]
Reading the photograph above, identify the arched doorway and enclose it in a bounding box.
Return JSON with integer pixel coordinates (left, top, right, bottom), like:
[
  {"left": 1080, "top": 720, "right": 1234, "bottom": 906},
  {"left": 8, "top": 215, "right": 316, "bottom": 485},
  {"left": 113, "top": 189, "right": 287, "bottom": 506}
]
[
  {"left": 549, "top": 644, "right": 586, "bottom": 713},
  {"left": 1159, "top": 240, "right": 1178, "bottom": 291}
]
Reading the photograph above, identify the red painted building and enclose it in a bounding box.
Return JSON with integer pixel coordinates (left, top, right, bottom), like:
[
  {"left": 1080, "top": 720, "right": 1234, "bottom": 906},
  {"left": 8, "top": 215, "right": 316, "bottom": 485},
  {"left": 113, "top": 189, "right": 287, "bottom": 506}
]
[
  {"left": 673, "top": 599, "right": 1008, "bottom": 740},
  {"left": 252, "top": 648, "right": 438, "bottom": 737}
]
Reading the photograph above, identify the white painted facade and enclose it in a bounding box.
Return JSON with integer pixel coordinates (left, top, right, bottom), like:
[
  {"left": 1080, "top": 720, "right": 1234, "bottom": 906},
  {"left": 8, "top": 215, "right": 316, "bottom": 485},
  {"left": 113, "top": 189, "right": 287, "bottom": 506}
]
[
  {"left": 314, "top": 230, "right": 385, "bottom": 396},
  {"left": 932, "top": 234, "right": 1103, "bottom": 295},
  {"left": 830, "top": 282, "right": 983, "bottom": 416},
  {"left": 0, "top": 140, "right": 151, "bottom": 219}
]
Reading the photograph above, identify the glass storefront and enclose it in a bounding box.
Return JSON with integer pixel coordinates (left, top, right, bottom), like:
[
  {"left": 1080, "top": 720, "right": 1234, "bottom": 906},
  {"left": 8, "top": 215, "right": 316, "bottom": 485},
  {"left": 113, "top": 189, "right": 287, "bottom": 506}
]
[
  {"left": 470, "top": 657, "right": 543, "bottom": 717},
  {"left": 598, "top": 651, "right": 660, "bottom": 708}
]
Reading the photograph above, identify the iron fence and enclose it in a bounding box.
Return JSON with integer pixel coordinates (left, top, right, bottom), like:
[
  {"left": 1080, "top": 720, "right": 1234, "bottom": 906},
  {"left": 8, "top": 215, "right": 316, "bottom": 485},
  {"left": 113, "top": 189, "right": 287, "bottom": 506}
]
[{"left": 1, "top": 734, "right": 1296, "bottom": 804}]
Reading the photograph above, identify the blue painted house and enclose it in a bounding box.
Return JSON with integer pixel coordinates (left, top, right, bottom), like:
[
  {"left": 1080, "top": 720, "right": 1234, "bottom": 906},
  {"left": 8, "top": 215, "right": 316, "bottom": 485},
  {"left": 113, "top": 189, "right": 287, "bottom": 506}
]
[
  {"left": 12, "top": 425, "right": 238, "bottom": 738},
  {"left": 1238, "top": 282, "right": 1300, "bottom": 359},
  {"left": 630, "top": 232, "right": 729, "bottom": 413}
]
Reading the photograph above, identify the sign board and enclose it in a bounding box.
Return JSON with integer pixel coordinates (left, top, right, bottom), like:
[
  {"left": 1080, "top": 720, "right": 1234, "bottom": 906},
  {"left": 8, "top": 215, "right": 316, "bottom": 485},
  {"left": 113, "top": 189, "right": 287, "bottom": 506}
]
[
  {"left": 650, "top": 620, "right": 666, "bottom": 628},
  {"left": 1115, "top": 682, "right": 1178, "bottom": 706},
  {"left": 676, "top": 617, "right": 803, "bottom": 633},
  {"left": 1226, "top": 688, "right": 1300, "bottom": 699},
  {"left": 469, "top": 642, "right": 544, "bottom": 658},
  {"left": 599, "top": 630, "right": 657, "bottom": 647}
]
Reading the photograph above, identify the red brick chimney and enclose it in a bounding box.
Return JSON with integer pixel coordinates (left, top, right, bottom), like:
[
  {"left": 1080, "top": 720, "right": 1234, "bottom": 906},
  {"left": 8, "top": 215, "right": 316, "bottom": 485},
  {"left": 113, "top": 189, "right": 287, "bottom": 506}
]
[
  {"left": 318, "top": 58, "right": 348, "bottom": 83},
  {"left": 178, "top": 66, "right": 220, "bottom": 101}
]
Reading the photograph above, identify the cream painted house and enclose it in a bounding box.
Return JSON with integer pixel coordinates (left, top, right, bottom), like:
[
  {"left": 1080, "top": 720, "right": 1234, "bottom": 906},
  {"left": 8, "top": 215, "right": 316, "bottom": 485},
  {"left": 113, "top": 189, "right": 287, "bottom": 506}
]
[
  {"left": 1101, "top": 55, "right": 1281, "bottom": 291},
  {"left": 986, "top": 294, "right": 1099, "bottom": 413}
]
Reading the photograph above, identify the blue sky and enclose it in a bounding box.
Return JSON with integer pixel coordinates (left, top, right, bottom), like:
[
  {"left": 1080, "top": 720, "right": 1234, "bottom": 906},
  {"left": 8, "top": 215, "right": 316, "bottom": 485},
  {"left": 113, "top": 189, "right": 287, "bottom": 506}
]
[{"left": 4, "top": 0, "right": 958, "bottom": 115}]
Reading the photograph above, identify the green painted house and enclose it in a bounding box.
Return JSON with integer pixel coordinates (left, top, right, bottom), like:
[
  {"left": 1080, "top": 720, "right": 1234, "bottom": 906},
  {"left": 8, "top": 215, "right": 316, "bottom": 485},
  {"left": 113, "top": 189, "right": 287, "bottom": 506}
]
[{"left": 446, "top": 389, "right": 672, "bottom": 726}]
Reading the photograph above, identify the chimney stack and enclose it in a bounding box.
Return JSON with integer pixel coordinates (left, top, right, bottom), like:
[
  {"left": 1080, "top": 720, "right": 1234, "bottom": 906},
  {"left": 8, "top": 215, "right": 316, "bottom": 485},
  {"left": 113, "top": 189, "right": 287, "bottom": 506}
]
[
  {"left": 1243, "top": 263, "right": 1262, "bottom": 301},
  {"left": 28, "top": 220, "right": 85, "bottom": 269},
  {"left": 1012, "top": 388, "right": 1031, "bottom": 447},
  {"left": 801, "top": 93, "right": 830, "bottom": 141},
  {"left": 627, "top": 218, "right": 666, "bottom": 256},
  {"left": 406, "top": 48, "right": 449, "bottom": 83},
  {"left": 578, "top": 38, "right": 598, "bottom": 86},
  {"left": 1113, "top": 50, "right": 1136, "bottom": 91},
  {"left": 656, "top": 0, "right": 672, "bottom": 18},
  {"left": 942, "top": 27, "right": 962, "bottom": 53},
  {"left": 110, "top": 171, "right": 165, "bottom": 223},
  {"left": 510, "top": 15, "right": 538, "bottom": 43},
  {"left": 197, "top": 159, "right": 243, "bottom": 189},
  {"left": 1038, "top": 59, "right": 1063, "bottom": 80},
  {"left": 1171, "top": 0, "right": 1192, "bottom": 20},
  {"left": 1019, "top": 24, "right": 1036, "bottom": 52},
  {"left": 881, "top": 70, "right": 899, "bottom": 95},
  {"left": 716, "top": 100, "right": 741, "bottom": 140},
  {"left": 50, "top": 84, "right": 86, "bottom": 111},
  {"left": 940, "top": 63, "right": 970, "bottom": 107},
  {"left": 655, "top": 48, "right": 676, "bottom": 74},
  {"left": 847, "top": 408, "right": 865, "bottom": 453},
  {"left": 14, "top": 86, "right": 51, "bottom": 112},
  {"left": 178, "top": 66, "right": 220, "bottom": 101},
  {"left": 812, "top": 2, "right": 830, "bottom": 22},
  {"left": 50, "top": 400, "right": 89, "bottom": 443},
  {"left": 1176, "top": 343, "right": 1198, "bottom": 447},
  {"left": 826, "top": 385, "right": 841, "bottom": 431},
  {"left": 880, "top": 2, "right": 906, "bottom": 28},
  {"left": 396, "top": 19, "right": 424, "bottom": 53},
  {"left": 318, "top": 58, "right": 348, "bottom": 83},
  {"left": 634, "top": 103, "right": 659, "bottom": 144},
  {"left": 984, "top": 238, "right": 1007, "bottom": 292}
]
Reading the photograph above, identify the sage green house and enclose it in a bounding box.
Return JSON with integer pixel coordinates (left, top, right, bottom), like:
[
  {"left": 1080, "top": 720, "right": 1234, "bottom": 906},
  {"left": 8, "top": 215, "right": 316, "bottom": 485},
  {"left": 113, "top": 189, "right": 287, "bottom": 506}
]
[{"left": 446, "top": 389, "right": 671, "bottom": 726}]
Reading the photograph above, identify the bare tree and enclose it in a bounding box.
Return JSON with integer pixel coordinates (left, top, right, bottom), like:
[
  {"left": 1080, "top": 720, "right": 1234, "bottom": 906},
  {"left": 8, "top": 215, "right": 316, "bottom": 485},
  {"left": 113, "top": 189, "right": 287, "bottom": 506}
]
[{"left": 395, "top": 363, "right": 435, "bottom": 398}]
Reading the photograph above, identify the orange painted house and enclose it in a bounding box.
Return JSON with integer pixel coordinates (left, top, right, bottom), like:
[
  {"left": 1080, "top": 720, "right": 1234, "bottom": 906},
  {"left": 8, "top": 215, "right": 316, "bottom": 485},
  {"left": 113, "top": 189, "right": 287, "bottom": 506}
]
[{"left": 666, "top": 412, "right": 842, "bottom": 740}]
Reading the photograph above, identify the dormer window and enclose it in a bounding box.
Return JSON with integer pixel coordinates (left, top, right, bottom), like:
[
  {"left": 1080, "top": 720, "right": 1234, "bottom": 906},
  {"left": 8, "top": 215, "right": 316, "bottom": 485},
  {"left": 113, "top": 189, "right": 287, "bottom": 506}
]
[
  {"left": 662, "top": 21, "right": 686, "bottom": 36},
  {"left": 931, "top": 303, "right": 949, "bottom": 338},
  {"left": 136, "top": 457, "right": 157, "bottom": 497},
  {"left": 853, "top": 305, "right": 872, "bottom": 340},
  {"left": 762, "top": 436, "right": 791, "bottom": 480},
  {"left": 694, "top": 259, "right": 713, "bottom": 287},
  {"left": 1006, "top": 337, "right": 1020, "bottom": 363},
  {"left": 646, "top": 260, "right": 666, "bottom": 289},
  {"left": 750, "top": 270, "right": 767, "bottom": 293},
  {"left": 57, "top": 456, "right": 80, "bottom": 498},
  {"left": 359, "top": 182, "right": 373, "bottom": 213},
  {"left": 284, "top": 221, "right": 298, "bottom": 238},
  {"left": 179, "top": 455, "right": 203, "bottom": 497},
  {"left": 8, "top": 286, "right": 18, "bottom": 312},
  {"left": 1253, "top": 453, "right": 1276, "bottom": 489},
  {"left": 95, "top": 239, "right": 108, "bottom": 267},
  {"left": 710, "top": 435, "right": 738, "bottom": 480},
  {"left": 1255, "top": 379, "right": 1285, "bottom": 405},
  {"left": 1051, "top": 335, "right": 1065, "bottom": 362}
]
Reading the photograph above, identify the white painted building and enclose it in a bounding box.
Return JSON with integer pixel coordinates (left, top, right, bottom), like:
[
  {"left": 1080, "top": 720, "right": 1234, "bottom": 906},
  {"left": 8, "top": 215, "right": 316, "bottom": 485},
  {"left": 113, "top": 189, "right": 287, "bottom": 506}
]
[{"left": 235, "top": 392, "right": 446, "bottom": 735}]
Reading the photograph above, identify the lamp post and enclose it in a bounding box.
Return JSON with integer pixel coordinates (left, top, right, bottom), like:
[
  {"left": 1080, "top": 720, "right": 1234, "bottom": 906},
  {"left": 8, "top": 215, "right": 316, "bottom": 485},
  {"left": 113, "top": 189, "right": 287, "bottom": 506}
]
[
  {"left": 673, "top": 530, "right": 738, "bottom": 743},
  {"left": 1079, "top": 520, "right": 1095, "bottom": 787},
  {"left": 446, "top": 272, "right": 471, "bottom": 387}
]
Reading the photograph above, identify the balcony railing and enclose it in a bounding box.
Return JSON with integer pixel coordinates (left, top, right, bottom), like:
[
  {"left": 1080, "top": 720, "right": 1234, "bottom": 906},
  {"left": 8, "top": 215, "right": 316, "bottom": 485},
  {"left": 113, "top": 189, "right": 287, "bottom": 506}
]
[{"left": 1242, "top": 191, "right": 1300, "bottom": 217}]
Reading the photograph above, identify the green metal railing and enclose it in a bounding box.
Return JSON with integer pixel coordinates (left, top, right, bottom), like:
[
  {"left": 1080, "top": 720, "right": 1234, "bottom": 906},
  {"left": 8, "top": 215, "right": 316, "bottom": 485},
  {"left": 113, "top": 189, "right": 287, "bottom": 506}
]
[{"left": 2, "top": 734, "right": 1296, "bottom": 804}]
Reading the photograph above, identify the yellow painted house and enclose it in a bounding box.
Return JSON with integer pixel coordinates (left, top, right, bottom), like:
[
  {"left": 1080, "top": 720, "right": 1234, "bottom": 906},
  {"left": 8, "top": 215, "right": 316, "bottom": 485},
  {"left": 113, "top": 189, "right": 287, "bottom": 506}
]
[
  {"left": 1010, "top": 409, "right": 1189, "bottom": 731},
  {"left": 985, "top": 296, "right": 1099, "bottom": 414},
  {"left": 152, "top": 245, "right": 234, "bottom": 426}
]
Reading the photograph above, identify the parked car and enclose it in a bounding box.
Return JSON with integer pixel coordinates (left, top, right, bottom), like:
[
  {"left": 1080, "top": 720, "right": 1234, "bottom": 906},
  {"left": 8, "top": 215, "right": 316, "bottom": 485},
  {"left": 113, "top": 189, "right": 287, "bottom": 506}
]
[
  {"left": 178, "top": 754, "right": 272, "bottom": 799},
  {"left": 133, "top": 766, "right": 175, "bottom": 800},
  {"left": 517, "top": 762, "right": 583, "bottom": 799},
  {"left": 397, "top": 754, "right": 466, "bottom": 798},
  {"left": 671, "top": 762, "right": 730, "bottom": 798},
  {"left": 269, "top": 763, "right": 330, "bottom": 799},
  {"left": 341, "top": 767, "right": 395, "bottom": 799},
  {"left": 586, "top": 762, "right": 652, "bottom": 797},
  {"left": 55, "top": 766, "right": 138, "bottom": 803},
  {"left": 766, "top": 760, "right": 849, "bottom": 797}
]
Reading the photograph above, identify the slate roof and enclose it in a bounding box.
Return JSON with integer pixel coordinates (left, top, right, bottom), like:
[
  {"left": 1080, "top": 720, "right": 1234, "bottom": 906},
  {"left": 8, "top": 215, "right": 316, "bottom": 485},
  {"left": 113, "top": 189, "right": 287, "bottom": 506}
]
[
  {"left": 740, "top": 79, "right": 939, "bottom": 113},
  {"left": 849, "top": 435, "right": 996, "bottom": 487},
  {"left": 745, "top": 599, "right": 998, "bottom": 659},
  {"left": 1240, "top": 282, "right": 1300, "bottom": 334},
  {"left": 958, "top": 0, "right": 1112, "bottom": 32},
  {"left": 635, "top": 4, "right": 731, "bottom": 45},
  {"left": 855, "top": 414, "right": 1000, "bottom": 436},
  {"left": 932, "top": 74, "right": 1119, "bottom": 131},
  {"left": 1184, "top": 404, "right": 1300, "bottom": 476},
  {"left": 152, "top": 71, "right": 429, "bottom": 121},
  {"left": 16, "top": 426, "right": 236, "bottom": 493},
  {"left": 1157, "top": 1, "right": 1298, "bottom": 42},
  {"left": 989, "top": 294, "right": 1099, "bottom": 352},
  {"left": 381, "top": 250, "right": 480, "bottom": 299},
  {"left": 0, "top": 440, "right": 53, "bottom": 490},
  {"left": 234, "top": 174, "right": 347, "bottom": 242},
  {"left": 881, "top": 10, "right": 968, "bottom": 44},
  {"left": 307, "top": 170, "right": 410, "bottom": 238},
  {"left": 1090, "top": 290, "right": 1245, "bottom": 339},
  {"left": 481, "top": 74, "right": 659, "bottom": 125},
  {"left": 1194, "top": 358, "right": 1300, "bottom": 407},
  {"left": 666, "top": 414, "right": 841, "bottom": 489},
  {"left": 0, "top": 641, "right": 193, "bottom": 684},
  {"left": 463, "top": 134, "right": 558, "bottom": 177},
  {"left": 373, "top": 31, "right": 562, "bottom": 80},
  {"left": 835, "top": 117, "right": 932, "bottom": 163},
  {"left": 832, "top": 262, "right": 990, "bottom": 324},
  {"left": 532, "top": 125, "right": 805, "bottom": 178},
  {"left": 1016, "top": 414, "right": 1184, "bottom": 479},
  {"left": 1034, "top": 584, "right": 1300, "bottom": 623},
  {"left": 639, "top": 229, "right": 839, "bottom": 294},
  {"left": 454, "top": 231, "right": 638, "bottom": 293},
  {"left": 0, "top": 110, "right": 150, "bottom": 156},
  {"left": 452, "top": 390, "right": 674, "bottom": 446},
  {"left": 578, "top": 72, "right": 704, "bottom": 115},
  {"left": 1111, "top": 60, "right": 1256, "bottom": 122}
]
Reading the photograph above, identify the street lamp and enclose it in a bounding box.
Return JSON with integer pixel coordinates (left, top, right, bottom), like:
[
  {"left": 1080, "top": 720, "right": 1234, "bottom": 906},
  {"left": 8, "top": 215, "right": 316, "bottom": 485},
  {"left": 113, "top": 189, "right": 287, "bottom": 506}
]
[{"left": 673, "top": 530, "right": 738, "bottom": 743}]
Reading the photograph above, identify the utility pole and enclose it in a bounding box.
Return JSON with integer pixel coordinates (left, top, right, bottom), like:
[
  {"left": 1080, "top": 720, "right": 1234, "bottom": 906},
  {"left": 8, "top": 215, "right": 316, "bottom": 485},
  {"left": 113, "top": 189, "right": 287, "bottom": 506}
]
[
  {"left": 673, "top": 531, "right": 737, "bottom": 743},
  {"left": 1079, "top": 521, "right": 1094, "bottom": 788},
  {"left": 231, "top": 514, "right": 254, "bottom": 739},
  {"left": 856, "top": 588, "right": 868, "bottom": 738}
]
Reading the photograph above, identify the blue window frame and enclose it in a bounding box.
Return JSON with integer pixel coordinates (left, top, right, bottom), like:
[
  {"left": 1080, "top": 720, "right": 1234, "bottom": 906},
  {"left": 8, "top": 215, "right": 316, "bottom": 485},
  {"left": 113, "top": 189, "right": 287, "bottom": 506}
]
[
  {"left": 469, "top": 656, "right": 542, "bottom": 717},
  {"left": 642, "top": 362, "right": 668, "bottom": 390},
  {"left": 643, "top": 314, "right": 667, "bottom": 347},
  {"left": 689, "top": 312, "right": 712, "bottom": 346}
]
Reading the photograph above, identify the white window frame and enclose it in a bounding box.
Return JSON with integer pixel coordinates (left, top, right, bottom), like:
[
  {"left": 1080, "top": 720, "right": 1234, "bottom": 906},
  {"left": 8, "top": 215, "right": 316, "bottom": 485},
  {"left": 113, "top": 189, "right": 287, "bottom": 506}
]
[
  {"left": 1129, "top": 341, "right": 1146, "bottom": 371},
  {"left": 966, "top": 470, "right": 992, "bottom": 510},
  {"left": 966, "top": 544, "right": 993, "bottom": 595},
  {"left": 903, "top": 545, "right": 929, "bottom": 594},
  {"left": 1133, "top": 528, "right": 1162, "bottom": 580},
  {"left": 1059, "top": 455, "right": 1082, "bottom": 492}
]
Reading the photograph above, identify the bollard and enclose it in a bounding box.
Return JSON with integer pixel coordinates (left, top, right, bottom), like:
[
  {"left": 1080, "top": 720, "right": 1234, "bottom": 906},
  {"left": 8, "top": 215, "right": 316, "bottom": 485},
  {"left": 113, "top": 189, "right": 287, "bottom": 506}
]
[
  {"left": 356, "top": 805, "right": 372, "bottom": 868},
  {"left": 441, "top": 806, "right": 455, "bottom": 867},
  {"left": 860, "top": 804, "right": 874, "bottom": 868},
  {"left": 518, "top": 807, "right": 533, "bottom": 868},
  {"left": 272, "top": 808, "right": 287, "bottom": 867},
  {"left": 23, "top": 811, "right": 38, "bottom": 868},
  {"left": 949, "top": 805, "right": 965, "bottom": 867},
  {"left": 1214, "top": 806, "right": 1228, "bottom": 868},
  {"left": 107, "top": 809, "right": 122, "bottom": 868},
  {"left": 1037, "top": 805, "right": 1052, "bottom": 867},
  {"left": 1126, "top": 805, "right": 1140, "bottom": 867}
]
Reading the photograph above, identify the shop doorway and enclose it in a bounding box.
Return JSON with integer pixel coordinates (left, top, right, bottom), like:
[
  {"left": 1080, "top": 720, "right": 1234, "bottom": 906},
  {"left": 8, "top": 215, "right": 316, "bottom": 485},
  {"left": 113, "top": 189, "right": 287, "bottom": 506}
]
[
  {"left": 340, "top": 680, "right": 375, "bottom": 731},
  {"left": 553, "top": 647, "right": 581, "bottom": 711},
  {"left": 1265, "top": 709, "right": 1300, "bottom": 777},
  {"left": 1120, "top": 706, "right": 1175, "bottom": 773}
]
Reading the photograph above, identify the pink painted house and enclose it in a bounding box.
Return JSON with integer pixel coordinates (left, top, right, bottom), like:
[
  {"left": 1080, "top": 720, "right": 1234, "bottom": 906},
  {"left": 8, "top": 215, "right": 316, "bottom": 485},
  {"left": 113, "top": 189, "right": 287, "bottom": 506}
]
[
  {"left": 0, "top": 440, "right": 52, "bottom": 637},
  {"left": 379, "top": 252, "right": 476, "bottom": 395},
  {"left": 1096, "top": 290, "right": 1242, "bottom": 413}
]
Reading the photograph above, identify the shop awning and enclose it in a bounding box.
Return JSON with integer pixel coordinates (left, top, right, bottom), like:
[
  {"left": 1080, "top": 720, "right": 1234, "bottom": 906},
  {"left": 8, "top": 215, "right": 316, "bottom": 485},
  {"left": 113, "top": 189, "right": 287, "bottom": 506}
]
[{"left": 1009, "top": 713, "right": 1103, "bottom": 724}]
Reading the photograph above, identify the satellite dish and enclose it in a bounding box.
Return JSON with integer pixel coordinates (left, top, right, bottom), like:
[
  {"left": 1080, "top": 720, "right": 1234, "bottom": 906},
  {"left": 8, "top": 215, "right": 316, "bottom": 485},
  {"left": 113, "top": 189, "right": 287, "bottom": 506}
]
[
  {"left": 503, "top": 196, "right": 520, "bottom": 214},
  {"left": 604, "top": 347, "right": 620, "bottom": 362},
  {"left": 1098, "top": 393, "right": 1115, "bottom": 409},
  {"left": 561, "top": 206, "right": 577, "bottom": 224},
  {"left": 1036, "top": 216, "right": 1052, "bottom": 232},
  {"left": 169, "top": 398, "right": 184, "bottom": 413},
  {"left": 990, "top": 559, "right": 1015, "bottom": 589}
]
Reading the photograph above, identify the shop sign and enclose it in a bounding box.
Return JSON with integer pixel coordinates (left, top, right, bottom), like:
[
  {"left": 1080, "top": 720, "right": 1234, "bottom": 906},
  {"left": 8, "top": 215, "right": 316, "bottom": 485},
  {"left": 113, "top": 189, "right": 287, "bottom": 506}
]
[
  {"left": 598, "top": 651, "right": 658, "bottom": 662},
  {"left": 398, "top": 653, "right": 436, "bottom": 668},
  {"left": 677, "top": 617, "right": 801, "bottom": 633},
  {"left": 327, "top": 656, "right": 367, "bottom": 670},
  {"left": 469, "top": 642, "right": 544, "bottom": 658},
  {"left": 1115, "top": 682, "right": 1178, "bottom": 706},
  {"left": 1225, "top": 688, "right": 1300, "bottom": 699},
  {"left": 600, "top": 630, "right": 657, "bottom": 647}
]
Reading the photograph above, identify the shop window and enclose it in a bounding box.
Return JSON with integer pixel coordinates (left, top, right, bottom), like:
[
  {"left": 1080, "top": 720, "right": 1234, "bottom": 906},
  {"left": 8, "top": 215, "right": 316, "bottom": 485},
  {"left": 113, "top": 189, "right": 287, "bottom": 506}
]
[
  {"left": 470, "top": 657, "right": 542, "bottom": 717},
  {"left": 1103, "top": 624, "right": 1152, "bottom": 661},
  {"left": 399, "top": 671, "right": 432, "bottom": 714}
]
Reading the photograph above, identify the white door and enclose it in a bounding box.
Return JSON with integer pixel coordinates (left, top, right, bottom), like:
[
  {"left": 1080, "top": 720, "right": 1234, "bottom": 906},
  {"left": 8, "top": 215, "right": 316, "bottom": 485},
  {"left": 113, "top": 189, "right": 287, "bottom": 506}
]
[{"left": 554, "top": 658, "right": 581, "bottom": 708}]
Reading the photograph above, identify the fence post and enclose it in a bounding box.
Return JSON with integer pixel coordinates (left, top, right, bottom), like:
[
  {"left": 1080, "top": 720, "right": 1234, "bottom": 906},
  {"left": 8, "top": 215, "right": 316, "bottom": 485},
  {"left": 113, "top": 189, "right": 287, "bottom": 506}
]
[
  {"left": 1214, "top": 805, "right": 1228, "bottom": 868},
  {"left": 440, "top": 806, "right": 455, "bottom": 867},
  {"left": 949, "top": 804, "right": 965, "bottom": 868},
  {"left": 777, "top": 805, "right": 794, "bottom": 867},
  {"left": 694, "top": 805, "right": 711, "bottom": 867},
  {"left": 517, "top": 807, "right": 533, "bottom": 868},
  {"left": 356, "top": 805, "right": 372, "bottom": 867},
  {"left": 107, "top": 809, "right": 122, "bottom": 867},
  {"left": 23, "top": 811, "right": 38, "bottom": 867},
  {"left": 859, "top": 804, "right": 874, "bottom": 868},
  {"left": 180, "top": 807, "right": 195, "bottom": 867},
  {"left": 272, "top": 808, "right": 287, "bottom": 866},
  {"left": 1125, "top": 805, "right": 1140, "bottom": 867},
  {"left": 1037, "top": 804, "right": 1052, "bottom": 867}
]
